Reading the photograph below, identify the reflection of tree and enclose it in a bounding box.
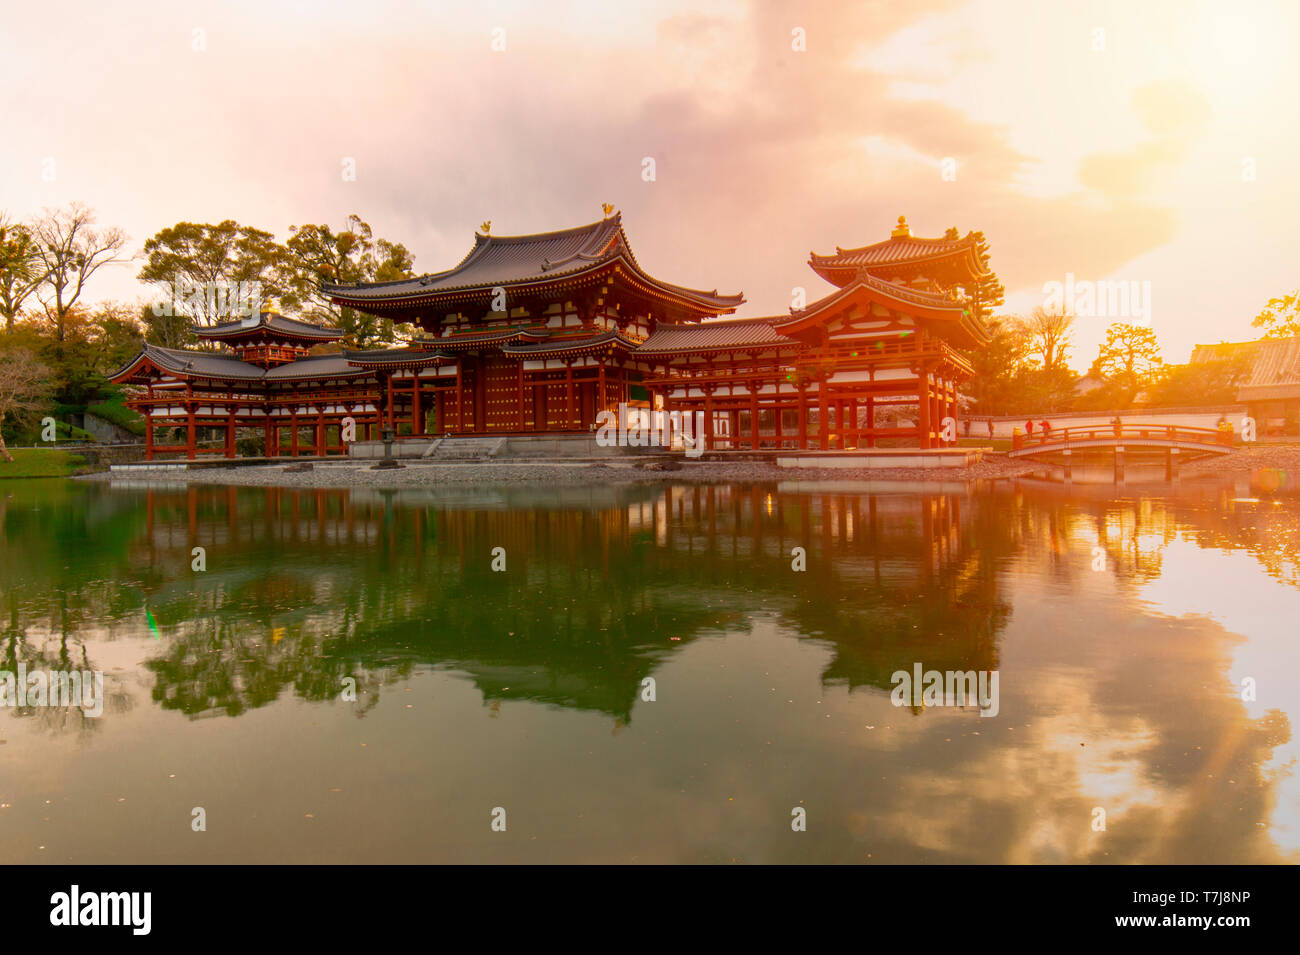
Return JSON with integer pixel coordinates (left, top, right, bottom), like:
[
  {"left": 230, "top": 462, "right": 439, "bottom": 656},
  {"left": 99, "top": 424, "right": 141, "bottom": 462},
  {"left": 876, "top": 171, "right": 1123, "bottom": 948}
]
[
  {"left": 1013, "top": 477, "right": 1300, "bottom": 593},
  {"left": 0, "top": 610, "right": 124, "bottom": 737},
  {"left": 0, "top": 481, "right": 1024, "bottom": 723},
  {"left": 1009, "top": 480, "right": 1172, "bottom": 586}
]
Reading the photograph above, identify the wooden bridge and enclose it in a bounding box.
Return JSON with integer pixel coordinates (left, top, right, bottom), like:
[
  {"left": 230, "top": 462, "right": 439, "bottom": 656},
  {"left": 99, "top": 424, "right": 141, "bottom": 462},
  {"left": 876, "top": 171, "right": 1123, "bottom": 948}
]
[{"left": 1007, "top": 423, "right": 1236, "bottom": 460}]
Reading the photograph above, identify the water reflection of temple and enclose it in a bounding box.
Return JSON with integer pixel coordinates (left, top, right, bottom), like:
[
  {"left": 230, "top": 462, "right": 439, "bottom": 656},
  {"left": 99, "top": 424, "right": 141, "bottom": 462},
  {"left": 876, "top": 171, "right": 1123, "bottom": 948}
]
[{"left": 110, "top": 481, "right": 1015, "bottom": 721}]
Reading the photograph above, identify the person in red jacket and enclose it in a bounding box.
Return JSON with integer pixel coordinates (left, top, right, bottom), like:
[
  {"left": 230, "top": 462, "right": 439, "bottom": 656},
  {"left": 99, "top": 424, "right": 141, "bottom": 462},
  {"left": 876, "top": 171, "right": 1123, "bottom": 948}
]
[{"left": 1025, "top": 419, "right": 1035, "bottom": 436}]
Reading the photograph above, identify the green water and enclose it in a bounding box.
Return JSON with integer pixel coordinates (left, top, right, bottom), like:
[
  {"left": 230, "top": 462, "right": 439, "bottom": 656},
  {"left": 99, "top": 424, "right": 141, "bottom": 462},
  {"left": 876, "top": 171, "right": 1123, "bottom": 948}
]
[{"left": 1, "top": 474, "right": 1297, "bottom": 863}]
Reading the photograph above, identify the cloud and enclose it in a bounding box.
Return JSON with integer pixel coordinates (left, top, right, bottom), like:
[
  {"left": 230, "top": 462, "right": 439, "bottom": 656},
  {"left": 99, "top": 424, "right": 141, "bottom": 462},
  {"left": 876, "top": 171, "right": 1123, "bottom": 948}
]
[{"left": 1078, "top": 81, "right": 1212, "bottom": 197}]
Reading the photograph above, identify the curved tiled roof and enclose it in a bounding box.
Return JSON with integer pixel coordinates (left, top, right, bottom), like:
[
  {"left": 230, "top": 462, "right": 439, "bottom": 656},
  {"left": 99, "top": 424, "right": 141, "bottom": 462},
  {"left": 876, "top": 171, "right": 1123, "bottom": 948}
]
[
  {"left": 196, "top": 312, "right": 342, "bottom": 342},
  {"left": 115, "top": 344, "right": 266, "bottom": 381},
  {"left": 323, "top": 214, "right": 744, "bottom": 313},
  {"left": 111, "top": 345, "right": 369, "bottom": 384},
  {"left": 501, "top": 330, "right": 640, "bottom": 356},
  {"left": 773, "top": 274, "right": 968, "bottom": 327},
  {"left": 809, "top": 226, "right": 989, "bottom": 286},
  {"left": 342, "top": 348, "right": 452, "bottom": 368},
  {"left": 263, "top": 355, "right": 369, "bottom": 380},
  {"left": 636, "top": 318, "right": 790, "bottom": 355},
  {"left": 432, "top": 326, "right": 550, "bottom": 348}
]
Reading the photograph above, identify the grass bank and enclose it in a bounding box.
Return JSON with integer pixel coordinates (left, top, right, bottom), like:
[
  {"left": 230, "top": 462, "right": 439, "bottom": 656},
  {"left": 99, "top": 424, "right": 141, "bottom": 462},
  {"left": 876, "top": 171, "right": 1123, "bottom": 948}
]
[{"left": 0, "top": 448, "right": 88, "bottom": 478}]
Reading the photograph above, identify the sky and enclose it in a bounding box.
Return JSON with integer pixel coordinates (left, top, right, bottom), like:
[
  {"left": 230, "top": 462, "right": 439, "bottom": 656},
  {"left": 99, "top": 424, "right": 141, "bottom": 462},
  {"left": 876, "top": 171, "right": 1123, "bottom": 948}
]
[{"left": 2, "top": 0, "right": 1297, "bottom": 369}]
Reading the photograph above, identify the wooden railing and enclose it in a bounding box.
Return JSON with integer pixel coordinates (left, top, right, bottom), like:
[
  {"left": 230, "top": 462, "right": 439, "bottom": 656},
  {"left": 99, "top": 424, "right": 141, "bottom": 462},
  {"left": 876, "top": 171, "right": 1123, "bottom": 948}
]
[{"left": 1012, "top": 423, "right": 1233, "bottom": 451}]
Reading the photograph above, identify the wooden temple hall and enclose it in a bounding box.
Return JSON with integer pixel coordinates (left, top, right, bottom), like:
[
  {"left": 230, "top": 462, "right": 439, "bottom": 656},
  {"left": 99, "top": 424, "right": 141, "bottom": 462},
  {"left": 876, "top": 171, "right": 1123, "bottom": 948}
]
[{"left": 112, "top": 213, "right": 992, "bottom": 459}]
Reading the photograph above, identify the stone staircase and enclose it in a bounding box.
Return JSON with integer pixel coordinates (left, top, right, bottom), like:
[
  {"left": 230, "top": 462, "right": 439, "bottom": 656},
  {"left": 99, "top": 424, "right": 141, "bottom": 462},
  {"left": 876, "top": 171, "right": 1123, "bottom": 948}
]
[{"left": 425, "top": 436, "right": 506, "bottom": 461}]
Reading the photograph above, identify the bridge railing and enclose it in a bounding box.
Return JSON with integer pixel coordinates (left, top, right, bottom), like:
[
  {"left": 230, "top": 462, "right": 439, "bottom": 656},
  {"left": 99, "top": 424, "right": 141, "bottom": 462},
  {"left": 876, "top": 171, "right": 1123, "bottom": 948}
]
[{"left": 1011, "top": 423, "right": 1232, "bottom": 451}]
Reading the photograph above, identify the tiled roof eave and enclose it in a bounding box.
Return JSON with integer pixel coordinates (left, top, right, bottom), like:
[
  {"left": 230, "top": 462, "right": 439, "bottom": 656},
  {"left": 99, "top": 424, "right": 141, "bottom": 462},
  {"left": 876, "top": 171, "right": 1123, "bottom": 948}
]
[
  {"left": 325, "top": 254, "right": 742, "bottom": 315},
  {"left": 810, "top": 237, "right": 987, "bottom": 273}
]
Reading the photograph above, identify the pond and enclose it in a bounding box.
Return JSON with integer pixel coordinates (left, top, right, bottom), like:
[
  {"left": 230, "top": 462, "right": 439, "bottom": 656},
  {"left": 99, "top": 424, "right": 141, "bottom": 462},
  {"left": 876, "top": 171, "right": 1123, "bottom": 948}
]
[{"left": 0, "top": 473, "right": 1296, "bottom": 863}]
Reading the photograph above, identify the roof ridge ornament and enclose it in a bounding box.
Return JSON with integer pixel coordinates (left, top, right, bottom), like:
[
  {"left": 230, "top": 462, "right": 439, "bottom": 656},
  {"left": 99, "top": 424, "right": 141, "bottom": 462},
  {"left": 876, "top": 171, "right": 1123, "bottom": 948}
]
[
  {"left": 891, "top": 215, "right": 910, "bottom": 239},
  {"left": 480, "top": 220, "right": 491, "bottom": 235}
]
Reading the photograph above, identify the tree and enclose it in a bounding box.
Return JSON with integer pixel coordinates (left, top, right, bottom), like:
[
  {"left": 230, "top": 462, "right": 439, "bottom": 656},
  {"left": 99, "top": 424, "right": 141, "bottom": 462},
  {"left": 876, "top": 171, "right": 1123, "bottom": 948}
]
[
  {"left": 34, "top": 203, "right": 130, "bottom": 342},
  {"left": 137, "top": 220, "right": 299, "bottom": 326},
  {"left": 284, "top": 215, "right": 415, "bottom": 347},
  {"left": 966, "top": 316, "right": 1031, "bottom": 415},
  {"left": 1018, "top": 304, "right": 1073, "bottom": 372},
  {"left": 88, "top": 302, "right": 146, "bottom": 377},
  {"left": 0, "top": 216, "right": 47, "bottom": 331},
  {"left": 0, "top": 345, "right": 54, "bottom": 462},
  {"left": 1251, "top": 291, "right": 1300, "bottom": 338},
  {"left": 1092, "top": 322, "right": 1162, "bottom": 388},
  {"left": 139, "top": 301, "right": 195, "bottom": 350},
  {"left": 1149, "top": 356, "right": 1250, "bottom": 407},
  {"left": 947, "top": 227, "right": 1004, "bottom": 326}
]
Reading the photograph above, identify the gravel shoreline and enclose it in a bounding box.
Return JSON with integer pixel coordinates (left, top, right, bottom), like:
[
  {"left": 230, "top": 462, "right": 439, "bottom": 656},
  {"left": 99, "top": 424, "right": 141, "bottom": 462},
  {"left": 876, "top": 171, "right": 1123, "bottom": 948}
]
[
  {"left": 1179, "top": 444, "right": 1300, "bottom": 476},
  {"left": 74, "top": 445, "right": 1293, "bottom": 490},
  {"left": 77, "top": 456, "right": 1041, "bottom": 488}
]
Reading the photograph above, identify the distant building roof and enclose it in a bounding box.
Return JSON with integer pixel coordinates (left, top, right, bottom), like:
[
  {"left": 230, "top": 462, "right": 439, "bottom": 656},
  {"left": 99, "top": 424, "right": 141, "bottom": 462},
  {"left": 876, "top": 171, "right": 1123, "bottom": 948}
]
[
  {"left": 1188, "top": 337, "right": 1300, "bottom": 403},
  {"left": 1189, "top": 340, "right": 1264, "bottom": 364},
  {"left": 1235, "top": 338, "right": 1300, "bottom": 402}
]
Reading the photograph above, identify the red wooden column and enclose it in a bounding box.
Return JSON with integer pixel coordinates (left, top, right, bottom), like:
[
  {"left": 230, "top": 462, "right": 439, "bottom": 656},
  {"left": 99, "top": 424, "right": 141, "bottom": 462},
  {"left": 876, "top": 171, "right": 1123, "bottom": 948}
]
[
  {"left": 865, "top": 396, "right": 875, "bottom": 448},
  {"left": 565, "top": 361, "right": 575, "bottom": 430},
  {"left": 290, "top": 410, "right": 299, "bottom": 456},
  {"left": 817, "top": 384, "right": 829, "bottom": 450},
  {"left": 315, "top": 411, "right": 325, "bottom": 456},
  {"left": 797, "top": 384, "right": 807, "bottom": 450},
  {"left": 946, "top": 379, "right": 958, "bottom": 445},
  {"left": 918, "top": 367, "right": 932, "bottom": 450},
  {"left": 144, "top": 410, "right": 154, "bottom": 461},
  {"left": 225, "top": 408, "right": 236, "bottom": 458},
  {"left": 185, "top": 382, "right": 196, "bottom": 460},
  {"left": 456, "top": 362, "right": 465, "bottom": 432},
  {"left": 518, "top": 363, "right": 526, "bottom": 431},
  {"left": 750, "top": 385, "right": 759, "bottom": 450},
  {"left": 703, "top": 388, "right": 714, "bottom": 451},
  {"left": 411, "top": 370, "right": 423, "bottom": 435},
  {"left": 386, "top": 374, "right": 396, "bottom": 430},
  {"left": 597, "top": 364, "right": 606, "bottom": 419},
  {"left": 934, "top": 382, "right": 945, "bottom": 445}
]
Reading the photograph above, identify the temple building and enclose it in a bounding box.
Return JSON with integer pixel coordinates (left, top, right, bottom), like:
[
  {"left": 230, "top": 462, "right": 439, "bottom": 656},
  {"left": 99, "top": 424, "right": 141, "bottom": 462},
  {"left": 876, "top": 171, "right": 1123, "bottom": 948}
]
[{"left": 111, "top": 212, "right": 993, "bottom": 458}]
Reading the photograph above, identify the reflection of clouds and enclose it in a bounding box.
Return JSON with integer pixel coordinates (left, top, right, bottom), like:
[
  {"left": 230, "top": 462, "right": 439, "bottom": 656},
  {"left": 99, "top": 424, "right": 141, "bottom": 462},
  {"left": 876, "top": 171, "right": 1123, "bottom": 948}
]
[
  {"left": 857, "top": 669, "right": 1170, "bottom": 864},
  {"left": 1139, "top": 538, "right": 1300, "bottom": 852}
]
